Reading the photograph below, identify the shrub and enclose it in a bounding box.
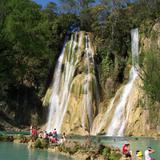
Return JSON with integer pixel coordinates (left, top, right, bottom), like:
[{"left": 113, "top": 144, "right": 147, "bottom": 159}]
[
  {"left": 0, "top": 135, "right": 8, "bottom": 142},
  {"left": 102, "top": 146, "right": 111, "bottom": 158},
  {"left": 34, "top": 138, "right": 42, "bottom": 148},
  {"left": 109, "top": 153, "right": 122, "bottom": 160},
  {"left": 41, "top": 139, "right": 49, "bottom": 148}
]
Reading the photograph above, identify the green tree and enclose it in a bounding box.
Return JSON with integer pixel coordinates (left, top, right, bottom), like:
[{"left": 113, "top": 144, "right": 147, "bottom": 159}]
[
  {"left": 0, "top": 0, "right": 78, "bottom": 125},
  {"left": 60, "top": 0, "right": 77, "bottom": 13},
  {"left": 142, "top": 49, "right": 160, "bottom": 102}
]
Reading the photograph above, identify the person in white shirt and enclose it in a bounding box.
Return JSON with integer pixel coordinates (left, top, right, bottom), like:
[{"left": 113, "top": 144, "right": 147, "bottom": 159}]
[{"left": 144, "top": 147, "right": 155, "bottom": 160}]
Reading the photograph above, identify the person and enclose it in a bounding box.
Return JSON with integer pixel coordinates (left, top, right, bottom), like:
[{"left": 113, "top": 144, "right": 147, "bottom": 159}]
[
  {"left": 62, "top": 132, "right": 66, "bottom": 141},
  {"left": 52, "top": 128, "right": 58, "bottom": 140},
  {"left": 59, "top": 132, "right": 66, "bottom": 144},
  {"left": 122, "top": 143, "right": 133, "bottom": 160},
  {"left": 30, "top": 125, "right": 33, "bottom": 135},
  {"left": 43, "top": 131, "right": 48, "bottom": 139},
  {"left": 31, "top": 126, "right": 38, "bottom": 138},
  {"left": 144, "top": 147, "right": 155, "bottom": 160},
  {"left": 38, "top": 131, "right": 43, "bottom": 138},
  {"left": 48, "top": 132, "right": 53, "bottom": 143},
  {"left": 136, "top": 150, "right": 143, "bottom": 160},
  {"left": 51, "top": 128, "right": 58, "bottom": 143}
]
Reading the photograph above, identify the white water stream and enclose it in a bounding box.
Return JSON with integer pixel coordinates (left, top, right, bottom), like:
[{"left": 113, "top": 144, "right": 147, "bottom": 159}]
[
  {"left": 82, "top": 35, "right": 95, "bottom": 130},
  {"left": 47, "top": 33, "right": 78, "bottom": 133},
  {"left": 106, "top": 28, "right": 139, "bottom": 136},
  {"left": 47, "top": 32, "right": 99, "bottom": 133}
]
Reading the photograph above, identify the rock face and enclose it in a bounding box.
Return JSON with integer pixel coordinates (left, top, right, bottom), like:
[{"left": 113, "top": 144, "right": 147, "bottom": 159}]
[
  {"left": 91, "top": 76, "right": 147, "bottom": 136},
  {"left": 141, "top": 22, "right": 160, "bottom": 52},
  {"left": 44, "top": 22, "right": 160, "bottom": 137},
  {"left": 123, "top": 78, "right": 149, "bottom": 136},
  {"left": 43, "top": 31, "right": 99, "bottom": 134},
  {"left": 91, "top": 22, "right": 160, "bottom": 137}
]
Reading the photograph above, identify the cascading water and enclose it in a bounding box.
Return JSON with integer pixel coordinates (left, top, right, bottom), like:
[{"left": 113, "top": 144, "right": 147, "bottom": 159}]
[
  {"left": 106, "top": 28, "right": 139, "bottom": 136},
  {"left": 46, "top": 31, "right": 99, "bottom": 133},
  {"left": 82, "top": 35, "right": 96, "bottom": 130},
  {"left": 47, "top": 33, "right": 78, "bottom": 133},
  {"left": 91, "top": 97, "right": 115, "bottom": 135}
]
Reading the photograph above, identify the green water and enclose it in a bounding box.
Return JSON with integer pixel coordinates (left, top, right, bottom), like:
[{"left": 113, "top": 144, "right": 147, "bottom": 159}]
[
  {"left": 0, "top": 131, "right": 30, "bottom": 136},
  {"left": 0, "top": 142, "right": 72, "bottom": 160},
  {"left": 70, "top": 135, "right": 160, "bottom": 160},
  {"left": 0, "top": 136, "right": 159, "bottom": 160},
  {"left": 100, "top": 137, "right": 160, "bottom": 160}
]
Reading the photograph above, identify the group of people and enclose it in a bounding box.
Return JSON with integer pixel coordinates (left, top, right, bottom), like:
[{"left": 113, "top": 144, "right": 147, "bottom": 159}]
[
  {"left": 30, "top": 126, "right": 66, "bottom": 144},
  {"left": 122, "top": 143, "right": 156, "bottom": 160}
]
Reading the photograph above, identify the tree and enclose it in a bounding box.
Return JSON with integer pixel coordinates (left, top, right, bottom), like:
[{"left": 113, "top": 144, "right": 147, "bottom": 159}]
[
  {"left": 60, "top": 0, "right": 96, "bottom": 13},
  {"left": 60, "top": 0, "right": 77, "bottom": 13},
  {"left": 78, "top": 0, "right": 95, "bottom": 10},
  {"left": 142, "top": 49, "right": 160, "bottom": 102}
]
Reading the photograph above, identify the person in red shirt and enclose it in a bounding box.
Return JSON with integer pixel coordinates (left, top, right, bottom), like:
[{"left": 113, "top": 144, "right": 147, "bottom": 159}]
[
  {"left": 122, "top": 143, "right": 132, "bottom": 160},
  {"left": 31, "top": 127, "right": 38, "bottom": 138}
]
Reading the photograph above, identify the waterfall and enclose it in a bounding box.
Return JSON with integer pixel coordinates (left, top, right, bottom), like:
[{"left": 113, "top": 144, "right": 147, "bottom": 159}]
[
  {"left": 106, "top": 28, "right": 139, "bottom": 136},
  {"left": 82, "top": 35, "right": 95, "bottom": 130},
  {"left": 46, "top": 32, "right": 99, "bottom": 133},
  {"left": 91, "top": 97, "right": 115, "bottom": 135},
  {"left": 47, "top": 33, "right": 78, "bottom": 133}
]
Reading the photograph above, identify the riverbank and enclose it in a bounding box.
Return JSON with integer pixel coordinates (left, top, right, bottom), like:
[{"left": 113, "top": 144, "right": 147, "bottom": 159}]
[{"left": 0, "top": 134, "right": 122, "bottom": 160}]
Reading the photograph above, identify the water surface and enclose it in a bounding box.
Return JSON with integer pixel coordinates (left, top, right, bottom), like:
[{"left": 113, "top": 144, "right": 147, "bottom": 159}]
[
  {"left": 0, "top": 136, "right": 160, "bottom": 160},
  {"left": 0, "top": 142, "right": 72, "bottom": 160},
  {"left": 69, "top": 135, "right": 160, "bottom": 159}
]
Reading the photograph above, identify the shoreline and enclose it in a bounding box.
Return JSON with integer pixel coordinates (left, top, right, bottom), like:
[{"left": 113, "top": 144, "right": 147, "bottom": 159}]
[
  {"left": 0, "top": 130, "right": 160, "bottom": 139},
  {"left": 0, "top": 134, "right": 122, "bottom": 160},
  {"left": 0, "top": 134, "right": 160, "bottom": 160}
]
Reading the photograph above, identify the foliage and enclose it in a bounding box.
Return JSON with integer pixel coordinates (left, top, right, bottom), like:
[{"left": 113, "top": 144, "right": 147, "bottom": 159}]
[
  {"left": 0, "top": 135, "right": 8, "bottom": 142},
  {"left": 41, "top": 139, "right": 49, "bottom": 148},
  {"left": 142, "top": 49, "right": 160, "bottom": 102},
  {"left": 82, "top": 0, "right": 160, "bottom": 97},
  {"left": 0, "top": 0, "right": 78, "bottom": 126},
  {"left": 58, "top": 141, "right": 80, "bottom": 154},
  {"left": 34, "top": 138, "right": 49, "bottom": 148},
  {"left": 140, "top": 48, "right": 160, "bottom": 127},
  {"left": 109, "top": 153, "right": 122, "bottom": 160},
  {"left": 60, "top": 0, "right": 95, "bottom": 13},
  {"left": 102, "top": 146, "right": 111, "bottom": 158},
  {"left": 34, "top": 138, "right": 42, "bottom": 148}
]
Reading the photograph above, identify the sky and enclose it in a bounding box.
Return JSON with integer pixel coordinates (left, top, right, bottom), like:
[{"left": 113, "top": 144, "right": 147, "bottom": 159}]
[
  {"left": 33, "top": 0, "right": 60, "bottom": 7},
  {"left": 33, "top": 0, "right": 100, "bottom": 8}
]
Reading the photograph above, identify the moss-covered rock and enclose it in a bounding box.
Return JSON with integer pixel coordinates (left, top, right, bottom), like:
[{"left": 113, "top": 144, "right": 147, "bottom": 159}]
[
  {"left": 34, "top": 138, "right": 49, "bottom": 149},
  {"left": 109, "top": 153, "right": 122, "bottom": 160},
  {"left": 0, "top": 135, "right": 10, "bottom": 142}
]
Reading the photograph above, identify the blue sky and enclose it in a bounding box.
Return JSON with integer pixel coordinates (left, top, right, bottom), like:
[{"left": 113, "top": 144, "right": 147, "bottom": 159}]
[{"left": 33, "top": 0, "right": 60, "bottom": 7}]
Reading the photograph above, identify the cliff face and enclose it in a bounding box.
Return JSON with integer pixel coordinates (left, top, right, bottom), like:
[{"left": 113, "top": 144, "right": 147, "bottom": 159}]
[
  {"left": 0, "top": 85, "right": 44, "bottom": 131},
  {"left": 43, "top": 22, "right": 160, "bottom": 137},
  {"left": 91, "top": 22, "right": 160, "bottom": 137},
  {"left": 140, "top": 21, "right": 160, "bottom": 135},
  {"left": 43, "top": 31, "right": 99, "bottom": 134},
  {"left": 123, "top": 78, "right": 149, "bottom": 136}
]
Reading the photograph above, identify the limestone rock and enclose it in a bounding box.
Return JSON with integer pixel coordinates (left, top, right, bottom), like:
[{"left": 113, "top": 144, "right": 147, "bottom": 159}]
[
  {"left": 43, "top": 31, "right": 99, "bottom": 135},
  {"left": 42, "top": 87, "right": 52, "bottom": 107}
]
